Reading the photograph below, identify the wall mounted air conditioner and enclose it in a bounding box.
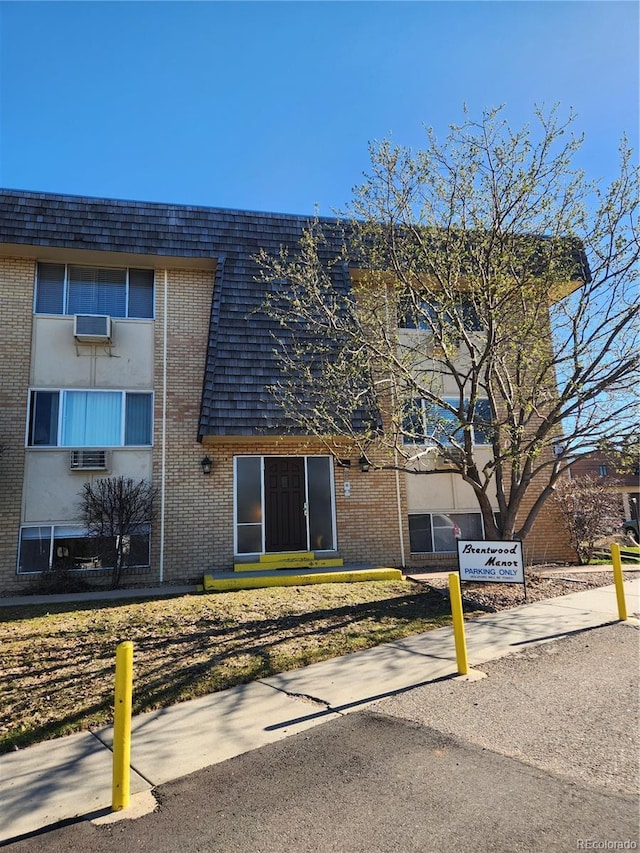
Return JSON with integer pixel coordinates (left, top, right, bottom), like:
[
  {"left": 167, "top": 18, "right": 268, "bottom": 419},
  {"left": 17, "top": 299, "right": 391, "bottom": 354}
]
[
  {"left": 435, "top": 451, "right": 463, "bottom": 470},
  {"left": 69, "top": 449, "right": 110, "bottom": 471},
  {"left": 73, "top": 314, "right": 112, "bottom": 343}
]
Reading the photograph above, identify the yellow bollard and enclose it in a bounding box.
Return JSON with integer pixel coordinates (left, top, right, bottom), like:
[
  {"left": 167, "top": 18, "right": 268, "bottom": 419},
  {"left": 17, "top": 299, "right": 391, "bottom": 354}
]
[
  {"left": 112, "top": 641, "right": 133, "bottom": 811},
  {"left": 448, "top": 572, "right": 469, "bottom": 675},
  {"left": 610, "top": 543, "right": 628, "bottom": 622}
]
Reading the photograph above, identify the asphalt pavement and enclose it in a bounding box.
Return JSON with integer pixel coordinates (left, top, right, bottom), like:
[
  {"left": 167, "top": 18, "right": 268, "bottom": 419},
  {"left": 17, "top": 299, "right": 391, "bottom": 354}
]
[{"left": 1, "top": 580, "right": 638, "bottom": 852}]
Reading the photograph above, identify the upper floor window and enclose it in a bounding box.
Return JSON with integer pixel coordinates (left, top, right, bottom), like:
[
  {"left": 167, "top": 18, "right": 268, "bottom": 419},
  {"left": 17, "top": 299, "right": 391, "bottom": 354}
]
[
  {"left": 403, "top": 397, "right": 492, "bottom": 446},
  {"left": 28, "top": 390, "right": 153, "bottom": 447},
  {"left": 400, "top": 298, "right": 481, "bottom": 332},
  {"left": 35, "top": 263, "right": 154, "bottom": 318}
]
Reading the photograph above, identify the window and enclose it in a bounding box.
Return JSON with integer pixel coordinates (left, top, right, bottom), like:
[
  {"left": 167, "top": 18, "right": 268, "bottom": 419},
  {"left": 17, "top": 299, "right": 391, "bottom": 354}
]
[
  {"left": 236, "top": 456, "right": 263, "bottom": 554},
  {"left": 409, "top": 512, "right": 484, "bottom": 553},
  {"left": 28, "top": 390, "right": 153, "bottom": 447},
  {"left": 400, "top": 297, "right": 481, "bottom": 332},
  {"left": 403, "top": 398, "right": 492, "bottom": 446},
  {"left": 18, "top": 524, "right": 151, "bottom": 574},
  {"left": 470, "top": 399, "right": 493, "bottom": 446},
  {"left": 35, "top": 263, "right": 154, "bottom": 318},
  {"left": 598, "top": 465, "right": 608, "bottom": 477}
]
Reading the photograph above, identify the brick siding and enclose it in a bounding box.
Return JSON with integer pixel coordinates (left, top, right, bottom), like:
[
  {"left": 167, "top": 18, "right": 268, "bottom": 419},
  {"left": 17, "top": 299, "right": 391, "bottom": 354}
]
[
  {"left": 151, "top": 268, "right": 216, "bottom": 583},
  {"left": 0, "top": 258, "right": 35, "bottom": 592}
]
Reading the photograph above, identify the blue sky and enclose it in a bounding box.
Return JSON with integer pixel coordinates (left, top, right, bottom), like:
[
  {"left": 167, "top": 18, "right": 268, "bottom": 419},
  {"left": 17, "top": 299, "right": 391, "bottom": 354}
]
[{"left": 0, "top": 1, "right": 637, "bottom": 216}]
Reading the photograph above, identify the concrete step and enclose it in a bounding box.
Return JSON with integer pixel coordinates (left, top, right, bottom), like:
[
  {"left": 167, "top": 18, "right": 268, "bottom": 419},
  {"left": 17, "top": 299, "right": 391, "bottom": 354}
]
[
  {"left": 233, "top": 553, "right": 344, "bottom": 572},
  {"left": 256, "top": 552, "right": 315, "bottom": 564},
  {"left": 203, "top": 567, "right": 403, "bottom": 592}
]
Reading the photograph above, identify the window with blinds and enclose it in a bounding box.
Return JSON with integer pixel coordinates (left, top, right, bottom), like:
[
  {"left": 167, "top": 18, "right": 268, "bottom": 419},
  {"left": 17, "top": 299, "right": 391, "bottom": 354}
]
[
  {"left": 34, "top": 263, "right": 154, "bottom": 318},
  {"left": 28, "top": 389, "right": 153, "bottom": 447},
  {"left": 402, "top": 398, "right": 493, "bottom": 446}
]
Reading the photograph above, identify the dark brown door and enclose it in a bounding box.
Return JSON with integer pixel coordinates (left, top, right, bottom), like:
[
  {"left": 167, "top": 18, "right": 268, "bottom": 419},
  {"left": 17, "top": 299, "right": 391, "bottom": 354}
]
[{"left": 264, "top": 457, "right": 307, "bottom": 552}]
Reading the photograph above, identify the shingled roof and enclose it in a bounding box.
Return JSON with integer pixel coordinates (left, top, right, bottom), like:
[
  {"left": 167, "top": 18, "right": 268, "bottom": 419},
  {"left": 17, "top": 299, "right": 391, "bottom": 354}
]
[{"left": 0, "top": 189, "right": 367, "bottom": 439}]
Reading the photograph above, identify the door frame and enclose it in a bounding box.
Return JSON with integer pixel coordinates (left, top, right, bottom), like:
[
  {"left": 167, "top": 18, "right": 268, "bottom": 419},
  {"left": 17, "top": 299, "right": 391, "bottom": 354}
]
[{"left": 233, "top": 454, "right": 337, "bottom": 556}]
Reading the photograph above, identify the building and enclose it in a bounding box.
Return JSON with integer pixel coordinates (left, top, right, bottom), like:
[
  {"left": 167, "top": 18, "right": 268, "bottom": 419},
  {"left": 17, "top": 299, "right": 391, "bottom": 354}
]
[
  {"left": 569, "top": 451, "right": 640, "bottom": 528},
  {"left": 0, "top": 189, "right": 576, "bottom": 594}
]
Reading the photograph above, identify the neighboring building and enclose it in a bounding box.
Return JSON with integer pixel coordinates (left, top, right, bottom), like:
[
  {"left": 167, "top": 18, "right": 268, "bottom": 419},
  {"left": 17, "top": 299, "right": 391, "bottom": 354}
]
[
  {"left": 0, "top": 189, "right": 575, "bottom": 594},
  {"left": 570, "top": 451, "right": 640, "bottom": 527}
]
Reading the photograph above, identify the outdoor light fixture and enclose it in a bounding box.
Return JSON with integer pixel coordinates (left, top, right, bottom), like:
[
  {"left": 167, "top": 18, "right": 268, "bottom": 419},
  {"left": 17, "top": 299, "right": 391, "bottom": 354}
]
[
  {"left": 359, "top": 456, "right": 371, "bottom": 473},
  {"left": 200, "top": 456, "right": 213, "bottom": 475}
]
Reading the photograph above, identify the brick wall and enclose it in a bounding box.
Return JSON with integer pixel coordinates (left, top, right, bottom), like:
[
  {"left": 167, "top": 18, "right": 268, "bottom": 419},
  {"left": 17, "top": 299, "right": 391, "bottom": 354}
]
[
  {"left": 152, "top": 268, "right": 216, "bottom": 583},
  {"left": 0, "top": 258, "right": 35, "bottom": 592},
  {"left": 325, "top": 445, "right": 406, "bottom": 566},
  {"left": 518, "top": 461, "right": 577, "bottom": 565},
  {"left": 194, "top": 440, "right": 407, "bottom": 571}
]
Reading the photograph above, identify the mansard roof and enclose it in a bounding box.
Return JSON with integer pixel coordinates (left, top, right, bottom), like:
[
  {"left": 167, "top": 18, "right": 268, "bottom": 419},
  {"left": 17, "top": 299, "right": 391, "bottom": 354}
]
[{"left": 0, "top": 189, "right": 586, "bottom": 440}]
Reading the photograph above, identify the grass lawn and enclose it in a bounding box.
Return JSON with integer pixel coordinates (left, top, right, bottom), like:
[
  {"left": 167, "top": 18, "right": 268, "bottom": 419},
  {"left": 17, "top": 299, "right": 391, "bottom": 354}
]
[
  {"left": 0, "top": 580, "right": 457, "bottom": 753},
  {"left": 589, "top": 545, "right": 640, "bottom": 565}
]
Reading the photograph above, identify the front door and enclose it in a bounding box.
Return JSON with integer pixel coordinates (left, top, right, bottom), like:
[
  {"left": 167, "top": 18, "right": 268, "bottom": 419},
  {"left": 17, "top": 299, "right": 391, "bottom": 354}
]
[{"left": 264, "top": 457, "right": 307, "bottom": 552}]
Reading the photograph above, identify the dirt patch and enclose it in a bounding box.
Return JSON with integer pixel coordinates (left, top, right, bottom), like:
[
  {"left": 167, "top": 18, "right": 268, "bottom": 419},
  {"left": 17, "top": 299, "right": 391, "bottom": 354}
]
[{"left": 422, "top": 566, "right": 639, "bottom": 612}]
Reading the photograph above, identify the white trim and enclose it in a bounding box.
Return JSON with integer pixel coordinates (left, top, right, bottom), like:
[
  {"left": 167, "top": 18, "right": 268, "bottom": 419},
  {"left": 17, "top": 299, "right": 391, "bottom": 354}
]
[{"left": 159, "top": 269, "right": 168, "bottom": 584}]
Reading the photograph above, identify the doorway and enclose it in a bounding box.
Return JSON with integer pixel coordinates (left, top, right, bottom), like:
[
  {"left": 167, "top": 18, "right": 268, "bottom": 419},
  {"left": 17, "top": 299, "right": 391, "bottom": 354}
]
[
  {"left": 264, "top": 457, "right": 306, "bottom": 551},
  {"left": 234, "top": 455, "right": 336, "bottom": 555}
]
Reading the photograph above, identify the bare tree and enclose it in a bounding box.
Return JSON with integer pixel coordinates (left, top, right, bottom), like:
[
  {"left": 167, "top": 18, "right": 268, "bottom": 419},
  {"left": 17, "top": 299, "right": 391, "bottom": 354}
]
[
  {"left": 259, "top": 106, "right": 639, "bottom": 542},
  {"left": 553, "top": 475, "right": 623, "bottom": 564},
  {"left": 79, "top": 476, "right": 157, "bottom": 589}
]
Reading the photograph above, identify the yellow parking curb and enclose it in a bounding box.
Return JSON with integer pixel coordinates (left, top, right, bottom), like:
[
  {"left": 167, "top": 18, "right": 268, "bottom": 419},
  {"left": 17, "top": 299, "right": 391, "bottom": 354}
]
[{"left": 203, "top": 568, "right": 403, "bottom": 592}]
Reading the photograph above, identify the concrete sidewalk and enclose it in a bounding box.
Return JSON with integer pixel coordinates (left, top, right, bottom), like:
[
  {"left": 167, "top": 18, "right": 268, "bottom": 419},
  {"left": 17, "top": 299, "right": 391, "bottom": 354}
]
[{"left": 1, "top": 579, "right": 638, "bottom": 845}]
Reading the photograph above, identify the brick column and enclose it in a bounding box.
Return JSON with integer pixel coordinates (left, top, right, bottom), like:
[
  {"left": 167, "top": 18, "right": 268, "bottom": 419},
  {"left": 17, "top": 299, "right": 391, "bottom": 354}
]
[{"left": 0, "top": 258, "right": 35, "bottom": 591}]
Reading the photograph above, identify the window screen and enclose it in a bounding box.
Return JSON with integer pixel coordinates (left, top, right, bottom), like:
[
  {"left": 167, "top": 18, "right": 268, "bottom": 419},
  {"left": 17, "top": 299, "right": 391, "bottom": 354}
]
[
  {"left": 35, "top": 264, "right": 65, "bottom": 314},
  {"left": 128, "top": 269, "right": 154, "bottom": 318},
  {"left": 408, "top": 514, "right": 433, "bottom": 553},
  {"left": 125, "top": 393, "right": 153, "bottom": 445},
  {"left": 29, "top": 391, "right": 59, "bottom": 445},
  {"left": 67, "top": 266, "right": 127, "bottom": 317}
]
